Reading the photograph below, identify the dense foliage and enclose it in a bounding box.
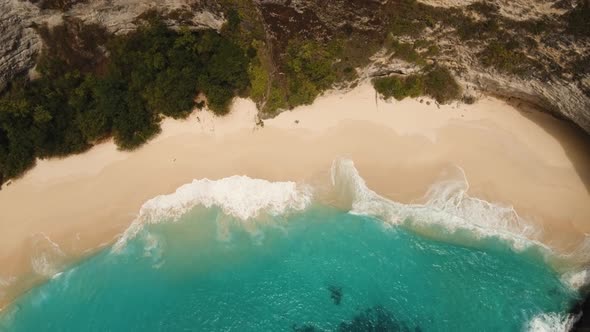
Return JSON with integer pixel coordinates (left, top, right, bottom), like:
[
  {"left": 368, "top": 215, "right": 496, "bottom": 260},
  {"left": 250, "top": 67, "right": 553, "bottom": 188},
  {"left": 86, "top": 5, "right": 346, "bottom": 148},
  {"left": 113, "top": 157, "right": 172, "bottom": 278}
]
[
  {"left": 373, "top": 66, "right": 461, "bottom": 104},
  {"left": 0, "top": 19, "right": 250, "bottom": 181},
  {"left": 479, "top": 41, "right": 538, "bottom": 76},
  {"left": 373, "top": 75, "right": 424, "bottom": 101},
  {"left": 3, "top": 0, "right": 500, "bottom": 184},
  {"left": 285, "top": 40, "right": 338, "bottom": 106}
]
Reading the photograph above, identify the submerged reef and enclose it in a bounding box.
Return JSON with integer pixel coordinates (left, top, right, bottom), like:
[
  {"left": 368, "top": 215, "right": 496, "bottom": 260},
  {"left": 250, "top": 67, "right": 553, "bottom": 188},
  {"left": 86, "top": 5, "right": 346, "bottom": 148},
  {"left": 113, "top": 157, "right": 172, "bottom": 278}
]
[
  {"left": 292, "top": 305, "right": 419, "bottom": 332},
  {"left": 328, "top": 285, "right": 343, "bottom": 305}
]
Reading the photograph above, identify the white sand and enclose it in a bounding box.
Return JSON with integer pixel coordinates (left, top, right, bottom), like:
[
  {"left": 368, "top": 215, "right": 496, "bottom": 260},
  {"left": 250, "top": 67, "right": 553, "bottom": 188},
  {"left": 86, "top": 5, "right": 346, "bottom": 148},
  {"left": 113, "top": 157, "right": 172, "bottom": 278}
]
[{"left": 1, "top": 82, "right": 589, "bottom": 308}]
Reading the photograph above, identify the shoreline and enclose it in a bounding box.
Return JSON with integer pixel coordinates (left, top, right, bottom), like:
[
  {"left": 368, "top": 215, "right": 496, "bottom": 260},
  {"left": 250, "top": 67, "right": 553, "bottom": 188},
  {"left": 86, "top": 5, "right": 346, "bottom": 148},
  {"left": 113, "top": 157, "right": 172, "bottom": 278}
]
[{"left": 1, "top": 82, "right": 589, "bottom": 310}]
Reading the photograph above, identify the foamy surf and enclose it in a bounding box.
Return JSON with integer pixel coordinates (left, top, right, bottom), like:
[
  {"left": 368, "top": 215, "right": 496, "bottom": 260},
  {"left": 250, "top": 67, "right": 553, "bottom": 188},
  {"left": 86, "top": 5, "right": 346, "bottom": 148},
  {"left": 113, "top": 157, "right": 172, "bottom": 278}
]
[
  {"left": 527, "top": 312, "right": 577, "bottom": 332},
  {"left": 330, "top": 159, "right": 590, "bottom": 294},
  {"left": 113, "top": 176, "right": 313, "bottom": 251},
  {"left": 112, "top": 159, "right": 588, "bottom": 286},
  {"left": 563, "top": 269, "right": 590, "bottom": 291},
  {"left": 2, "top": 163, "right": 582, "bottom": 331},
  {"left": 331, "top": 159, "right": 551, "bottom": 253}
]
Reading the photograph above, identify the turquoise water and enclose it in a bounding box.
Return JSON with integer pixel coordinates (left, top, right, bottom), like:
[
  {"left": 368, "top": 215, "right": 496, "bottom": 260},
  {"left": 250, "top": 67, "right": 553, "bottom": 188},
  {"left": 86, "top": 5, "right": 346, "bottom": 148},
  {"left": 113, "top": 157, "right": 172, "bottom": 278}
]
[{"left": 0, "top": 205, "right": 578, "bottom": 332}]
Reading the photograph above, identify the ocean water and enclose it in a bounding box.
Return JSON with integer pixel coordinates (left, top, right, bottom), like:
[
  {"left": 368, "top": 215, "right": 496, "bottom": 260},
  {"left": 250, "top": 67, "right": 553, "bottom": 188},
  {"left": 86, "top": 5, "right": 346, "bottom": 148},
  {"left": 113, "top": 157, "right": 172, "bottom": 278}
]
[{"left": 0, "top": 160, "right": 582, "bottom": 331}]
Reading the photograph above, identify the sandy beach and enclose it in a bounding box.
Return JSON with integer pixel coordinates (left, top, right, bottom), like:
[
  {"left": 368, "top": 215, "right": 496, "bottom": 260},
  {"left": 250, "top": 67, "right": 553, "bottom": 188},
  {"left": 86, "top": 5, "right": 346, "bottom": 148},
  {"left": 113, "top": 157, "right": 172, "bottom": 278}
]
[{"left": 1, "top": 82, "right": 589, "bottom": 309}]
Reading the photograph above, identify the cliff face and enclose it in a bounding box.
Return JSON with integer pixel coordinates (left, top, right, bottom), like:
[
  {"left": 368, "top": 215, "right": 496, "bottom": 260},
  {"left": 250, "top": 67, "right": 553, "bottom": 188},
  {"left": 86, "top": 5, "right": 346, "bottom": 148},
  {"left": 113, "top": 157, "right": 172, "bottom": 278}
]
[
  {"left": 0, "top": 0, "right": 42, "bottom": 92},
  {"left": 0, "top": 0, "right": 224, "bottom": 90},
  {"left": 418, "top": 0, "right": 590, "bottom": 132},
  {"left": 1, "top": 0, "right": 590, "bottom": 134}
]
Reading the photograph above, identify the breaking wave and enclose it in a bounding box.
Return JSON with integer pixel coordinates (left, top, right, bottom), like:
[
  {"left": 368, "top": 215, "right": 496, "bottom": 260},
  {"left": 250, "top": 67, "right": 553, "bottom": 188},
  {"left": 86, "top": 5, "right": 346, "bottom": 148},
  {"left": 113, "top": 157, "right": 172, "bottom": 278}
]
[
  {"left": 113, "top": 176, "right": 313, "bottom": 251},
  {"left": 527, "top": 312, "right": 576, "bottom": 332},
  {"left": 2, "top": 158, "right": 586, "bottom": 331},
  {"left": 330, "top": 159, "right": 547, "bottom": 252},
  {"left": 563, "top": 269, "right": 590, "bottom": 292},
  {"left": 113, "top": 159, "right": 588, "bottom": 290}
]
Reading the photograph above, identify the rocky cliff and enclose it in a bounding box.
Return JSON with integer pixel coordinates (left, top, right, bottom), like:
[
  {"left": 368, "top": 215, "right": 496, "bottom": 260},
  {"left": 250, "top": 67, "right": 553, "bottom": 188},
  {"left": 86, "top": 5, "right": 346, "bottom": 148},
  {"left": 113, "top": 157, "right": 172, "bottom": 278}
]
[
  {"left": 0, "top": 0, "right": 224, "bottom": 91},
  {"left": 1, "top": 0, "right": 589, "bottom": 134},
  {"left": 418, "top": 0, "right": 590, "bottom": 133}
]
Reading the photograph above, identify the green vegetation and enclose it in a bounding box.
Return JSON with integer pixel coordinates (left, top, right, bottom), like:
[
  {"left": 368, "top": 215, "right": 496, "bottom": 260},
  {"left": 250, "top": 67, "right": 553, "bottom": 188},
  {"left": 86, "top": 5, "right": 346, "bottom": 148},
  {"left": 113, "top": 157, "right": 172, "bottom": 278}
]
[
  {"left": 5, "top": 0, "right": 567, "bottom": 184},
  {"left": 479, "top": 40, "right": 540, "bottom": 76},
  {"left": 227, "top": 0, "right": 375, "bottom": 113},
  {"left": 5, "top": 2, "right": 474, "bottom": 183},
  {"left": 248, "top": 58, "right": 270, "bottom": 105},
  {"left": 285, "top": 40, "right": 338, "bottom": 106},
  {"left": 220, "top": 0, "right": 287, "bottom": 114},
  {"left": 373, "top": 66, "right": 461, "bottom": 104},
  {"left": 373, "top": 75, "right": 424, "bottom": 101},
  {"left": 0, "top": 18, "right": 251, "bottom": 181},
  {"left": 247, "top": 41, "right": 286, "bottom": 114},
  {"left": 387, "top": 40, "right": 427, "bottom": 66},
  {"left": 423, "top": 66, "right": 461, "bottom": 104},
  {"left": 387, "top": 0, "right": 459, "bottom": 37},
  {"left": 384, "top": 0, "right": 553, "bottom": 78}
]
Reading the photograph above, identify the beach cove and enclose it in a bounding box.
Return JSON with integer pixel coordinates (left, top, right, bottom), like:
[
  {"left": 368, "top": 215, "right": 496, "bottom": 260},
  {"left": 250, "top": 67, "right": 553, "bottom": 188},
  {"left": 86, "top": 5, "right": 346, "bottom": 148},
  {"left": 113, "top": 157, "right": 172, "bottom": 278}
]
[{"left": 1, "top": 82, "right": 589, "bottom": 316}]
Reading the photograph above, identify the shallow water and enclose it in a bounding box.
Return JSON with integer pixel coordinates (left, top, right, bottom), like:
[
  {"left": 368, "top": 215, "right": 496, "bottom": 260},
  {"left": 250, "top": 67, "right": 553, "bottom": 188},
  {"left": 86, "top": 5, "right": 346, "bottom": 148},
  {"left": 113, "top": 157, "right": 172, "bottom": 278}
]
[
  {"left": 0, "top": 160, "right": 583, "bottom": 331},
  {"left": 0, "top": 205, "right": 578, "bottom": 331}
]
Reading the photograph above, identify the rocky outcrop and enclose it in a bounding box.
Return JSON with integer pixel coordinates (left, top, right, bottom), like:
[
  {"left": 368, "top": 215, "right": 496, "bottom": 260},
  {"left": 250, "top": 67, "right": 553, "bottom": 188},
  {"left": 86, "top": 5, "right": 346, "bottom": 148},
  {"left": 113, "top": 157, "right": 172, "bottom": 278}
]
[
  {"left": 0, "top": 0, "right": 42, "bottom": 91},
  {"left": 468, "top": 71, "right": 590, "bottom": 130},
  {"left": 409, "top": 0, "right": 590, "bottom": 133},
  {"left": 420, "top": 0, "right": 569, "bottom": 20},
  {"left": 65, "top": 0, "right": 224, "bottom": 34},
  {"left": 260, "top": 0, "right": 590, "bottom": 134},
  {"left": 0, "top": 0, "right": 224, "bottom": 90}
]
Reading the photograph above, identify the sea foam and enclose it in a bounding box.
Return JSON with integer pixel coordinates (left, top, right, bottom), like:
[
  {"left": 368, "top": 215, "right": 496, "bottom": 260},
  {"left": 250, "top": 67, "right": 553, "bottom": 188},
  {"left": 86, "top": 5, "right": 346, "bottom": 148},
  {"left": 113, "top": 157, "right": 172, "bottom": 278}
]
[
  {"left": 563, "top": 269, "right": 590, "bottom": 291},
  {"left": 330, "top": 158, "right": 547, "bottom": 252},
  {"left": 527, "top": 312, "right": 576, "bottom": 332},
  {"left": 113, "top": 176, "right": 313, "bottom": 251},
  {"left": 331, "top": 159, "right": 590, "bottom": 293},
  {"left": 113, "top": 159, "right": 587, "bottom": 291}
]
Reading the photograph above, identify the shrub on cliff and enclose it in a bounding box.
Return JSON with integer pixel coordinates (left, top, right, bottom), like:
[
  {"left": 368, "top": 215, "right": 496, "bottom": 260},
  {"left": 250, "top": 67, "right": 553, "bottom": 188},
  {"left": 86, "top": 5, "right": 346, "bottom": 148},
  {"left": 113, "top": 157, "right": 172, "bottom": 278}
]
[
  {"left": 373, "top": 75, "right": 424, "bottom": 101},
  {"left": 285, "top": 40, "right": 337, "bottom": 106},
  {"left": 423, "top": 66, "right": 461, "bottom": 104},
  {"left": 373, "top": 66, "right": 460, "bottom": 104}
]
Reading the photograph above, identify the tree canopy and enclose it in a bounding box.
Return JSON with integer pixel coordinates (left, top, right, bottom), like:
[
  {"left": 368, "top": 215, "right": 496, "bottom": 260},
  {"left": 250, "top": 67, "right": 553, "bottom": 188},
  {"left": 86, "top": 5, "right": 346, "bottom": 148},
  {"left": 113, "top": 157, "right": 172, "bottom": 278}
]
[{"left": 0, "top": 18, "right": 251, "bottom": 181}]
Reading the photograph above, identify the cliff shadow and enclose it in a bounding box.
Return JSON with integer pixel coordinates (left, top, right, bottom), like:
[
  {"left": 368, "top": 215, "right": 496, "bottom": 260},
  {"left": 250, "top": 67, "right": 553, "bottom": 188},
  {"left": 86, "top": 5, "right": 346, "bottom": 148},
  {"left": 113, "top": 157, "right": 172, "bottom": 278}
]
[{"left": 509, "top": 99, "right": 590, "bottom": 195}]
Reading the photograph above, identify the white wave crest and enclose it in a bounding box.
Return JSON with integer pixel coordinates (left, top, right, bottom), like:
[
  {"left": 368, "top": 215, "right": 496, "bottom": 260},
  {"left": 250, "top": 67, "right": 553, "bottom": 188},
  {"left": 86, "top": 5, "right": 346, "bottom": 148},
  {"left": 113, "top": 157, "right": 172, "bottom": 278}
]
[
  {"left": 113, "top": 176, "right": 312, "bottom": 251},
  {"left": 330, "top": 158, "right": 547, "bottom": 252},
  {"left": 527, "top": 312, "right": 576, "bottom": 332}
]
